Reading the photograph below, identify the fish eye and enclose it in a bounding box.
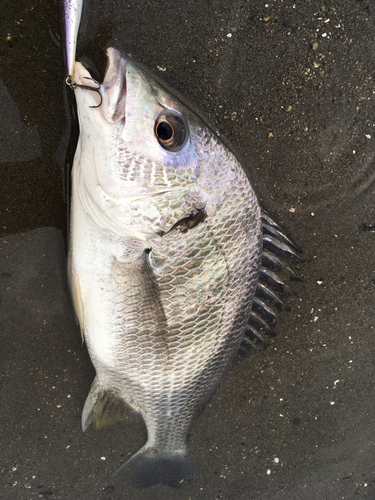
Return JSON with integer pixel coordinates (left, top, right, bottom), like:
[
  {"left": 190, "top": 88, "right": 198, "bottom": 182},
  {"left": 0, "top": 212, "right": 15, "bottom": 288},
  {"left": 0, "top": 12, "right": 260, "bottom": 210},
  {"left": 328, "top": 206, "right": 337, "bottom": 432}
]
[{"left": 155, "top": 113, "right": 187, "bottom": 152}]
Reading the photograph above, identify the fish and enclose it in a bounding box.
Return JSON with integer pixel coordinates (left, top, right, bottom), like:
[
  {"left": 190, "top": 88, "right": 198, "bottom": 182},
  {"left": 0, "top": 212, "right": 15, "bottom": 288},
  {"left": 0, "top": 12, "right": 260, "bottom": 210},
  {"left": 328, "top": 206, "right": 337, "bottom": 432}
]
[
  {"left": 61, "top": 0, "right": 83, "bottom": 81},
  {"left": 68, "top": 47, "right": 298, "bottom": 487}
]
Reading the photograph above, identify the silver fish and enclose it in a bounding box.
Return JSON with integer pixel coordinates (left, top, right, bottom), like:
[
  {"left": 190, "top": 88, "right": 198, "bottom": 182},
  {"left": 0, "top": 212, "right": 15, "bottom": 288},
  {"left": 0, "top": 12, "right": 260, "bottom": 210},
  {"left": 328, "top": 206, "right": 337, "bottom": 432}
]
[
  {"left": 69, "top": 47, "right": 263, "bottom": 486},
  {"left": 61, "top": 0, "right": 83, "bottom": 79}
]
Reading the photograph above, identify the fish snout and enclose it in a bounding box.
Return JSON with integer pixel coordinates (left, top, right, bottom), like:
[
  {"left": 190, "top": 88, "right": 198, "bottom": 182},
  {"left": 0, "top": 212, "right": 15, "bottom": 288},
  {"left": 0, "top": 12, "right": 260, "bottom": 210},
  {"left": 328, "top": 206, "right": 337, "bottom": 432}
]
[{"left": 73, "top": 62, "right": 103, "bottom": 108}]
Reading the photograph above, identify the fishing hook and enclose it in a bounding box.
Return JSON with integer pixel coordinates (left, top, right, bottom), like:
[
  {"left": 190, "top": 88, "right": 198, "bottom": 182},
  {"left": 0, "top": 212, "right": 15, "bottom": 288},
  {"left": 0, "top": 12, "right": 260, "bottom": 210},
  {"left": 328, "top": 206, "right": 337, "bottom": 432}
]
[{"left": 65, "top": 76, "right": 103, "bottom": 108}]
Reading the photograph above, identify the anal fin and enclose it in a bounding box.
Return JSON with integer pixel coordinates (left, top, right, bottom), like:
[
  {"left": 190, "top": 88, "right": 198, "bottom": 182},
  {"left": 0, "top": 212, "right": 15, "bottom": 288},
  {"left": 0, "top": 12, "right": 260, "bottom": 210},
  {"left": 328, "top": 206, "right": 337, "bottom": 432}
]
[{"left": 82, "top": 377, "right": 142, "bottom": 431}]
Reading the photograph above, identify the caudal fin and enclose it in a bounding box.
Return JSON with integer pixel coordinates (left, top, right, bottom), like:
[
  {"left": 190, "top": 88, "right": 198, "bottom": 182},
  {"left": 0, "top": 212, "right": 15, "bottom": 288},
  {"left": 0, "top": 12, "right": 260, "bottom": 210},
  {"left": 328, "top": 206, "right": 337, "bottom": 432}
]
[{"left": 116, "top": 445, "right": 193, "bottom": 488}]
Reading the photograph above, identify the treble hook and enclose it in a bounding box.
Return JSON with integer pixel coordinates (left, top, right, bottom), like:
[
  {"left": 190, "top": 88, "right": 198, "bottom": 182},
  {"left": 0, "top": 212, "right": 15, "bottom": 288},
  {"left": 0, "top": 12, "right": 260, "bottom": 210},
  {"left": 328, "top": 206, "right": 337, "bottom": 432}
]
[{"left": 66, "top": 76, "right": 103, "bottom": 108}]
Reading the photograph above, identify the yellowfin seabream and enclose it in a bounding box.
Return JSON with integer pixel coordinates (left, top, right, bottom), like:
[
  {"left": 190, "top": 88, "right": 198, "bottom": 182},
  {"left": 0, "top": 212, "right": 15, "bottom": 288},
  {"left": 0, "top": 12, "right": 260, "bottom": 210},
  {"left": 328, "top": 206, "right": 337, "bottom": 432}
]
[{"left": 69, "top": 47, "right": 297, "bottom": 487}]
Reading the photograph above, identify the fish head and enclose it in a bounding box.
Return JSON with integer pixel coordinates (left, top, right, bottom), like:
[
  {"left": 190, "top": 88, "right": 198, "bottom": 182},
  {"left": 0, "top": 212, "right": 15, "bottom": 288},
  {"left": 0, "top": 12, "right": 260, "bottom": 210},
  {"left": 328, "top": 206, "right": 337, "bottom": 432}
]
[
  {"left": 73, "top": 47, "right": 209, "bottom": 171},
  {"left": 73, "top": 48, "right": 243, "bottom": 237}
]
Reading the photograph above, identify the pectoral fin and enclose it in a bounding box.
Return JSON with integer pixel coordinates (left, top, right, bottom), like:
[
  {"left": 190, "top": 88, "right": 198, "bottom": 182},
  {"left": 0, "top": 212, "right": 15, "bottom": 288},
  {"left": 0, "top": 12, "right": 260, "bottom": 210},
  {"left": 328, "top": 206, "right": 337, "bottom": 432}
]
[{"left": 112, "top": 248, "right": 169, "bottom": 361}]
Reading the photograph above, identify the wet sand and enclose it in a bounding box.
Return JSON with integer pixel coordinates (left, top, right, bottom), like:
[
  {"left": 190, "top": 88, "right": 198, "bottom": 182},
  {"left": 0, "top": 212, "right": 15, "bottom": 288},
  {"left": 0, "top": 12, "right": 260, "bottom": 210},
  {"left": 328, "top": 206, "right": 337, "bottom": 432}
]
[{"left": 1, "top": 0, "right": 375, "bottom": 498}]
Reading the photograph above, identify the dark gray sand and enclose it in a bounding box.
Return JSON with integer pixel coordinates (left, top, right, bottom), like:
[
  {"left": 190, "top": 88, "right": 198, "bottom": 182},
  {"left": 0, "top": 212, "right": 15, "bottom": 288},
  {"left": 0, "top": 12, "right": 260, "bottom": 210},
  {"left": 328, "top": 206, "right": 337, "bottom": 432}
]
[{"left": 1, "top": 0, "right": 375, "bottom": 498}]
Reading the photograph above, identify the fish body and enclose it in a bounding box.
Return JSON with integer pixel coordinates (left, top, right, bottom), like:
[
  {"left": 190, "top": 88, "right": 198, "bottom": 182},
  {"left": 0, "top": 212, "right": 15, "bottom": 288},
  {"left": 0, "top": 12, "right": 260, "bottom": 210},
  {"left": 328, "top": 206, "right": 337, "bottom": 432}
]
[
  {"left": 69, "top": 48, "right": 262, "bottom": 486},
  {"left": 61, "top": 0, "right": 83, "bottom": 78}
]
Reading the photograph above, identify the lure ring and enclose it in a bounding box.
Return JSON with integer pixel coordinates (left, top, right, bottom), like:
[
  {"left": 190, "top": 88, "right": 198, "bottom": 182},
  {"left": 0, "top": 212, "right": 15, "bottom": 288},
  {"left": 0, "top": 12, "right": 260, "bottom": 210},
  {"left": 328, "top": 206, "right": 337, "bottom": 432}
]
[{"left": 66, "top": 75, "right": 77, "bottom": 89}]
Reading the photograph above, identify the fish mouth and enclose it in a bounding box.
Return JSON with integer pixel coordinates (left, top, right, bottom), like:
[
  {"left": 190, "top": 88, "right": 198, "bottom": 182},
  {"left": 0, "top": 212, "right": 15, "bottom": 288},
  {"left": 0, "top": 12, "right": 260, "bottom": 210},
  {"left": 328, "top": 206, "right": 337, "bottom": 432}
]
[
  {"left": 73, "top": 48, "right": 127, "bottom": 118},
  {"left": 73, "top": 62, "right": 103, "bottom": 108}
]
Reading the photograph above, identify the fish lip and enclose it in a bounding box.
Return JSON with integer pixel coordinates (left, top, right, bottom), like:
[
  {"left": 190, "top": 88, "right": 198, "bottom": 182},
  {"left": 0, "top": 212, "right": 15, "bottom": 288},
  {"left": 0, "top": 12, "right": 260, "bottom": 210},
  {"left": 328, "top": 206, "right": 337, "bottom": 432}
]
[
  {"left": 102, "top": 48, "right": 124, "bottom": 85},
  {"left": 73, "top": 60, "right": 92, "bottom": 85},
  {"left": 100, "top": 48, "right": 127, "bottom": 123},
  {"left": 73, "top": 61, "right": 103, "bottom": 108}
]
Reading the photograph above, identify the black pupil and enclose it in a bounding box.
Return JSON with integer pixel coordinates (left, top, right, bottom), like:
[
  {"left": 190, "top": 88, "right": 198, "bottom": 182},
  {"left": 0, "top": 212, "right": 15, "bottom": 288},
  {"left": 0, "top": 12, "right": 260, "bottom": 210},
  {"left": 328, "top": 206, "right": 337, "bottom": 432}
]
[{"left": 157, "top": 121, "right": 173, "bottom": 141}]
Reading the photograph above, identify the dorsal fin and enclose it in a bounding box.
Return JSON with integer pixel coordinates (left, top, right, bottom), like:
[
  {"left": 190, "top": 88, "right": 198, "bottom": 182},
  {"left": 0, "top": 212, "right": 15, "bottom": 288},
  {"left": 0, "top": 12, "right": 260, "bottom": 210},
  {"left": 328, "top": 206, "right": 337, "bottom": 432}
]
[{"left": 238, "top": 210, "right": 302, "bottom": 358}]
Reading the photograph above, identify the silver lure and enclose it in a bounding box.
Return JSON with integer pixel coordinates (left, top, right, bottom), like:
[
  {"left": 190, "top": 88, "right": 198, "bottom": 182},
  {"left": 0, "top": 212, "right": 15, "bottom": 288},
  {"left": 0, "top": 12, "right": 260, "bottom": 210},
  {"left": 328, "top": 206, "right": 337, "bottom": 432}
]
[{"left": 61, "top": 0, "right": 83, "bottom": 80}]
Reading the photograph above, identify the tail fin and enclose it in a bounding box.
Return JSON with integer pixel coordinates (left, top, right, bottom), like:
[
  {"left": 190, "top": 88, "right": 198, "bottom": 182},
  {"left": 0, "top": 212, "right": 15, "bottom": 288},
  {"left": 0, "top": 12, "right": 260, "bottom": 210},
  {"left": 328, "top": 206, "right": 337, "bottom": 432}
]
[{"left": 116, "top": 445, "right": 193, "bottom": 488}]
